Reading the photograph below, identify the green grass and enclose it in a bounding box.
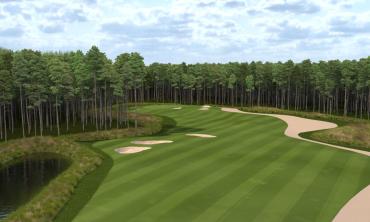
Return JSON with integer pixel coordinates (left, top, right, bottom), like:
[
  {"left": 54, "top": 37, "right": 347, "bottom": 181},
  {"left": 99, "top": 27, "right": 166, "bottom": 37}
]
[
  {"left": 54, "top": 115, "right": 175, "bottom": 221},
  {"left": 53, "top": 142, "right": 113, "bottom": 222},
  {"left": 72, "top": 104, "right": 370, "bottom": 222}
]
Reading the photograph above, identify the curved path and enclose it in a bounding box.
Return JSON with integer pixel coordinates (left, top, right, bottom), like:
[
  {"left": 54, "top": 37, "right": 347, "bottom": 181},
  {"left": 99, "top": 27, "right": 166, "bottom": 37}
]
[{"left": 221, "top": 107, "right": 370, "bottom": 222}]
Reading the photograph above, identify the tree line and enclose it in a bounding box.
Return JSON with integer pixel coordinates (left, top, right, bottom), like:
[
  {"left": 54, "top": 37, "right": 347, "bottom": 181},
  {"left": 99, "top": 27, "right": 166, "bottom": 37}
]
[
  {"left": 0, "top": 46, "right": 146, "bottom": 141},
  {"left": 145, "top": 56, "right": 370, "bottom": 120},
  {"left": 0, "top": 46, "right": 370, "bottom": 141}
]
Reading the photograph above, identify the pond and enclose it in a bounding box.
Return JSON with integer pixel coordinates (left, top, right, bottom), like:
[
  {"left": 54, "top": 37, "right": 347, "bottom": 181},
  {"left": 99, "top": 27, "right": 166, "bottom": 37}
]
[{"left": 0, "top": 153, "right": 70, "bottom": 220}]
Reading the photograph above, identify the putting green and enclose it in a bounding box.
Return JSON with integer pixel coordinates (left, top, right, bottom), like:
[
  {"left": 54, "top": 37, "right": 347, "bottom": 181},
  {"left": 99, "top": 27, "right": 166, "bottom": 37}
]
[{"left": 73, "top": 105, "right": 370, "bottom": 222}]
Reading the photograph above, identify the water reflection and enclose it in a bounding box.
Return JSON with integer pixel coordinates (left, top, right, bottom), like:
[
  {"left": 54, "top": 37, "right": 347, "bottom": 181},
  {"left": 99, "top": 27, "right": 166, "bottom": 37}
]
[{"left": 0, "top": 153, "right": 70, "bottom": 220}]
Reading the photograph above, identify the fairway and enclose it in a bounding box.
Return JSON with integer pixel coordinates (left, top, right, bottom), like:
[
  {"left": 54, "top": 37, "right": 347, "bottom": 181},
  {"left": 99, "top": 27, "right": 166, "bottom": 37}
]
[{"left": 73, "top": 105, "right": 370, "bottom": 222}]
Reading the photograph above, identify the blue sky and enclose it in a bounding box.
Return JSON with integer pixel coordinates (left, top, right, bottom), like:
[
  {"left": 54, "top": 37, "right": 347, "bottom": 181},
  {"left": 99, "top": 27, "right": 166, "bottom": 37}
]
[{"left": 0, "top": 0, "right": 370, "bottom": 64}]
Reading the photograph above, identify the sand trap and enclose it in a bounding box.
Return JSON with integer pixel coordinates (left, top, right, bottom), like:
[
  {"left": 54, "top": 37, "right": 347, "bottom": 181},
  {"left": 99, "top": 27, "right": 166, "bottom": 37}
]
[
  {"left": 131, "top": 140, "right": 173, "bottom": 145},
  {"left": 173, "top": 107, "right": 182, "bottom": 110},
  {"left": 221, "top": 107, "right": 370, "bottom": 222},
  {"left": 333, "top": 185, "right": 370, "bottom": 222},
  {"left": 186, "top": 133, "right": 216, "bottom": 138},
  {"left": 115, "top": 146, "right": 151, "bottom": 154},
  {"left": 199, "top": 105, "right": 211, "bottom": 111}
]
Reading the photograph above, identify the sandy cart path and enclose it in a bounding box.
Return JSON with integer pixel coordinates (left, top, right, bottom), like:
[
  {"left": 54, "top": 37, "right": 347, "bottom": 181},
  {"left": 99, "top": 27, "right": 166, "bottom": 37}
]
[
  {"left": 333, "top": 185, "right": 370, "bottom": 222},
  {"left": 221, "top": 108, "right": 370, "bottom": 156},
  {"left": 221, "top": 107, "right": 370, "bottom": 222}
]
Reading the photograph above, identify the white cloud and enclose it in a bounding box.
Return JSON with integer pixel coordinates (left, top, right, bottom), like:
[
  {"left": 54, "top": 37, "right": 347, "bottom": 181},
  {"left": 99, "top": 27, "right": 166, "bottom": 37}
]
[{"left": 0, "top": 0, "right": 369, "bottom": 63}]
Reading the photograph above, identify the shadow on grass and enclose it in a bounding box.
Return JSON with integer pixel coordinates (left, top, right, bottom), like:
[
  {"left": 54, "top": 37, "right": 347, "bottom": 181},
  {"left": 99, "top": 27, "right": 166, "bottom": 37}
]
[{"left": 154, "top": 115, "right": 203, "bottom": 135}]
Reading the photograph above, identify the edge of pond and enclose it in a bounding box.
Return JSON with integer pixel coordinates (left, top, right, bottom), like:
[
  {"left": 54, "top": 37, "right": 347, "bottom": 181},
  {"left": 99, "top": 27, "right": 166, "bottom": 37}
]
[
  {"left": 53, "top": 142, "right": 113, "bottom": 222},
  {"left": 0, "top": 111, "right": 170, "bottom": 222}
]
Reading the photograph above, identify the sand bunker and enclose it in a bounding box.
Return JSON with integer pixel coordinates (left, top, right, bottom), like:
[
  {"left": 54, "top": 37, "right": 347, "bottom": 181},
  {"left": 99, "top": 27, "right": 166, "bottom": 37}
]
[
  {"left": 221, "top": 107, "right": 370, "bottom": 222},
  {"left": 199, "top": 105, "right": 211, "bottom": 111},
  {"left": 131, "top": 140, "right": 173, "bottom": 145},
  {"left": 173, "top": 107, "right": 182, "bottom": 110},
  {"left": 115, "top": 146, "right": 151, "bottom": 154},
  {"left": 186, "top": 134, "right": 216, "bottom": 138}
]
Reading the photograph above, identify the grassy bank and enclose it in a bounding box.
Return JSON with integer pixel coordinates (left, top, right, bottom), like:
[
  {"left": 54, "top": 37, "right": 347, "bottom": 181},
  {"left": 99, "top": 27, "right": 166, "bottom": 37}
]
[
  {"left": 241, "top": 106, "right": 370, "bottom": 151},
  {"left": 0, "top": 112, "right": 164, "bottom": 222},
  {"left": 53, "top": 142, "right": 113, "bottom": 222},
  {"left": 0, "top": 137, "right": 102, "bottom": 222}
]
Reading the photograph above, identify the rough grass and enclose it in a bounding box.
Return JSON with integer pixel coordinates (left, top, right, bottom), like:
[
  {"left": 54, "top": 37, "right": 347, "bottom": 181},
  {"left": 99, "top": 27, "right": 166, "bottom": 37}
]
[
  {"left": 73, "top": 104, "right": 370, "bottom": 222},
  {"left": 241, "top": 106, "right": 370, "bottom": 151},
  {"left": 306, "top": 123, "right": 370, "bottom": 151}
]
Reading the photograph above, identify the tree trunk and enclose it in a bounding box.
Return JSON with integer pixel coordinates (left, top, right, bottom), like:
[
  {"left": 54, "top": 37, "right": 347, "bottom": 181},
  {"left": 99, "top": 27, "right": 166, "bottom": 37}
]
[
  {"left": 26, "top": 101, "right": 31, "bottom": 135},
  {"left": 66, "top": 101, "right": 69, "bottom": 132},
  {"left": 19, "top": 86, "right": 25, "bottom": 137},
  {"left": 275, "top": 87, "right": 278, "bottom": 108},
  {"left": 344, "top": 87, "right": 348, "bottom": 116},
  {"left": 94, "top": 73, "right": 98, "bottom": 131},
  {"left": 56, "top": 96, "right": 60, "bottom": 136},
  {"left": 10, "top": 102, "right": 14, "bottom": 134},
  {"left": 116, "top": 96, "right": 119, "bottom": 128},
  {"left": 0, "top": 105, "right": 3, "bottom": 140},
  {"left": 134, "top": 88, "right": 137, "bottom": 129},
  {"left": 33, "top": 108, "right": 37, "bottom": 137},
  {"left": 72, "top": 98, "right": 76, "bottom": 127},
  {"left": 38, "top": 102, "right": 43, "bottom": 136},
  {"left": 367, "top": 90, "right": 370, "bottom": 119},
  {"left": 104, "top": 81, "right": 107, "bottom": 130},
  {"left": 287, "top": 77, "right": 291, "bottom": 110},
  {"left": 81, "top": 96, "right": 85, "bottom": 132},
  {"left": 354, "top": 91, "right": 358, "bottom": 117},
  {"left": 3, "top": 104, "right": 7, "bottom": 142}
]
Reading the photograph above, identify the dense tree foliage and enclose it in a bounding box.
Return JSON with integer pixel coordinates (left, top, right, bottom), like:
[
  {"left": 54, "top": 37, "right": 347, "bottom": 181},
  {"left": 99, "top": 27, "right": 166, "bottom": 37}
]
[{"left": 0, "top": 46, "right": 370, "bottom": 141}]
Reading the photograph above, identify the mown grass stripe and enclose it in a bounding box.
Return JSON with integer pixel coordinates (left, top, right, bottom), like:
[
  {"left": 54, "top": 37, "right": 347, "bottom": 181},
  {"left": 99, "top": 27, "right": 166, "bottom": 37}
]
[
  {"left": 282, "top": 150, "right": 351, "bottom": 222},
  {"left": 94, "top": 116, "right": 274, "bottom": 192},
  {"left": 153, "top": 139, "right": 294, "bottom": 221},
  {"left": 193, "top": 141, "right": 315, "bottom": 222},
  {"left": 74, "top": 121, "right": 282, "bottom": 222},
  {"left": 251, "top": 147, "right": 334, "bottom": 222},
  {"left": 91, "top": 135, "right": 285, "bottom": 222},
  {"left": 315, "top": 154, "right": 369, "bottom": 221},
  {"left": 121, "top": 134, "right": 294, "bottom": 222},
  {"left": 141, "top": 139, "right": 306, "bottom": 222},
  {"left": 220, "top": 143, "right": 323, "bottom": 222},
  {"left": 89, "top": 118, "right": 278, "bottom": 202}
]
